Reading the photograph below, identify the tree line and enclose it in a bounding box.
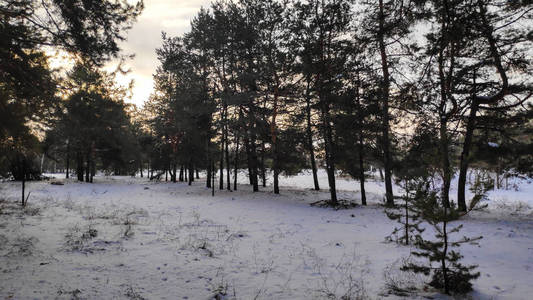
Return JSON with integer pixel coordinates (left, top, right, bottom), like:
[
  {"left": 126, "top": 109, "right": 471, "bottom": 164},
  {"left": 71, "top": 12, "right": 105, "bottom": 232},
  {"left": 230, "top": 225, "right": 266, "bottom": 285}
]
[
  {"left": 141, "top": 1, "right": 531, "bottom": 293},
  {"left": 1, "top": 0, "right": 532, "bottom": 295},
  {"left": 1, "top": 0, "right": 143, "bottom": 203},
  {"left": 2, "top": 0, "right": 531, "bottom": 210},
  {"left": 143, "top": 0, "right": 532, "bottom": 211}
]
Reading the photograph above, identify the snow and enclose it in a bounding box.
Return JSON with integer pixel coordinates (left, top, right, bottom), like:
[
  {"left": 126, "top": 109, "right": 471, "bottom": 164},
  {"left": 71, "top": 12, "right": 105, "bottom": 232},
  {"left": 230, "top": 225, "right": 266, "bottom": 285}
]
[{"left": 0, "top": 171, "right": 532, "bottom": 299}]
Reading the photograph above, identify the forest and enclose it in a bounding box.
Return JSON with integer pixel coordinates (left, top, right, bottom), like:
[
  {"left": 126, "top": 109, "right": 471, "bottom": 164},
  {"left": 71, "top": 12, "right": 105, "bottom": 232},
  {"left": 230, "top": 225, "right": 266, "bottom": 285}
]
[{"left": 1, "top": 0, "right": 532, "bottom": 299}]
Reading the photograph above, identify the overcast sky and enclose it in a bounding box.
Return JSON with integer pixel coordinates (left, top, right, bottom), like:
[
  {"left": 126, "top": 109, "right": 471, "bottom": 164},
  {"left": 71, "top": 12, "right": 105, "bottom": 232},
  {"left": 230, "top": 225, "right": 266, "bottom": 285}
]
[{"left": 109, "top": 0, "right": 211, "bottom": 107}]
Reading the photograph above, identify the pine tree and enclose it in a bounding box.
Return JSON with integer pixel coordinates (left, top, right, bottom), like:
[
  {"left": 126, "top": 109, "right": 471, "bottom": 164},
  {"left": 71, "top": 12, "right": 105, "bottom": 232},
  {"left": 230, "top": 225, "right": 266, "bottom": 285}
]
[
  {"left": 1, "top": 0, "right": 143, "bottom": 147},
  {"left": 1, "top": 0, "right": 142, "bottom": 201},
  {"left": 412, "top": 0, "right": 484, "bottom": 209},
  {"left": 402, "top": 186, "right": 483, "bottom": 295},
  {"left": 358, "top": 0, "right": 423, "bottom": 207},
  {"left": 289, "top": 0, "right": 355, "bottom": 204},
  {"left": 45, "top": 63, "right": 140, "bottom": 181},
  {"left": 456, "top": 1, "right": 533, "bottom": 211},
  {"left": 385, "top": 123, "right": 438, "bottom": 245},
  {"left": 385, "top": 179, "right": 425, "bottom": 245},
  {"left": 150, "top": 32, "right": 215, "bottom": 184},
  {"left": 334, "top": 53, "right": 386, "bottom": 206}
]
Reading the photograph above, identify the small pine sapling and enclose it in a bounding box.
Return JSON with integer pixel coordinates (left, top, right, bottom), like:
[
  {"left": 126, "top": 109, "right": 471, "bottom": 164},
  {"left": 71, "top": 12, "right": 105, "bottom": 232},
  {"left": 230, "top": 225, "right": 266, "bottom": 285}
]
[
  {"left": 388, "top": 124, "right": 438, "bottom": 245},
  {"left": 402, "top": 186, "right": 483, "bottom": 295},
  {"left": 467, "top": 178, "right": 489, "bottom": 212},
  {"left": 386, "top": 179, "right": 425, "bottom": 245}
]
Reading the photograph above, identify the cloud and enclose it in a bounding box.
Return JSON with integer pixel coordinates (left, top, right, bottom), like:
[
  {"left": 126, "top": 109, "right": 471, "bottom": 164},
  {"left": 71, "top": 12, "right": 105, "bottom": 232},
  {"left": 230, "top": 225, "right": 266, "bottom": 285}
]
[{"left": 108, "top": 0, "right": 212, "bottom": 107}]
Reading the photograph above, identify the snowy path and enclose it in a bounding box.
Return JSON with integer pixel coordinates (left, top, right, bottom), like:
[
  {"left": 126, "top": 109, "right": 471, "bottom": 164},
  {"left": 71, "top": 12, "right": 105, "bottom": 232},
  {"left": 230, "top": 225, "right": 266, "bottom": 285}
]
[{"left": 0, "top": 175, "right": 532, "bottom": 299}]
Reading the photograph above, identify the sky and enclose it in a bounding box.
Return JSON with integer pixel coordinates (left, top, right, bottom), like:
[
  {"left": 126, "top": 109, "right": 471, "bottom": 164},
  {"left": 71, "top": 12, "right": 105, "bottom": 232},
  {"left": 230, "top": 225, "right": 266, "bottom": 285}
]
[{"left": 107, "top": 0, "right": 212, "bottom": 107}]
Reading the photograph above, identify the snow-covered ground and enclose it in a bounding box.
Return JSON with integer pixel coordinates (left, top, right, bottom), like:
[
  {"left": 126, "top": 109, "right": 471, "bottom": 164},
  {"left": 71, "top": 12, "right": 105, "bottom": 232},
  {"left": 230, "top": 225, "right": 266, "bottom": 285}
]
[{"left": 0, "top": 171, "right": 532, "bottom": 299}]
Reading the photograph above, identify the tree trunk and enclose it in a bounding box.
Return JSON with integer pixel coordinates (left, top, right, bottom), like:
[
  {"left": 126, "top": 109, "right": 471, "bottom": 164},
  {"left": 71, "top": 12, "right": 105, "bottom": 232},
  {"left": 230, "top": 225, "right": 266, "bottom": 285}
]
[
  {"left": 207, "top": 140, "right": 212, "bottom": 188},
  {"left": 273, "top": 165, "right": 279, "bottom": 194},
  {"left": 90, "top": 160, "right": 95, "bottom": 183},
  {"left": 439, "top": 119, "right": 452, "bottom": 208},
  {"left": 249, "top": 133, "right": 259, "bottom": 192},
  {"left": 196, "top": 169, "right": 200, "bottom": 180},
  {"left": 224, "top": 111, "right": 231, "bottom": 191},
  {"left": 207, "top": 160, "right": 212, "bottom": 188},
  {"left": 179, "top": 165, "right": 184, "bottom": 182},
  {"left": 458, "top": 100, "right": 478, "bottom": 211},
  {"left": 378, "top": 0, "right": 394, "bottom": 207},
  {"left": 85, "top": 152, "right": 90, "bottom": 183},
  {"left": 442, "top": 207, "right": 450, "bottom": 294},
  {"left": 321, "top": 102, "right": 337, "bottom": 204},
  {"left": 219, "top": 146, "right": 224, "bottom": 190},
  {"left": 66, "top": 141, "right": 70, "bottom": 179},
  {"left": 260, "top": 142, "right": 266, "bottom": 188},
  {"left": 66, "top": 155, "right": 69, "bottom": 178},
  {"left": 21, "top": 157, "right": 25, "bottom": 206},
  {"left": 220, "top": 105, "right": 225, "bottom": 190},
  {"left": 234, "top": 133, "right": 240, "bottom": 191},
  {"left": 404, "top": 190, "right": 409, "bottom": 245},
  {"left": 271, "top": 85, "right": 280, "bottom": 194},
  {"left": 77, "top": 152, "right": 84, "bottom": 181},
  {"left": 188, "top": 163, "right": 193, "bottom": 186},
  {"left": 245, "top": 136, "right": 253, "bottom": 185},
  {"left": 305, "top": 81, "right": 319, "bottom": 191},
  {"left": 212, "top": 161, "right": 215, "bottom": 196},
  {"left": 173, "top": 163, "right": 177, "bottom": 182},
  {"left": 358, "top": 133, "right": 367, "bottom": 205},
  {"left": 436, "top": 7, "right": 453, "bottom": 209},
  {"left": 243, "top": 113, "right": 258, "bottom": 191}
]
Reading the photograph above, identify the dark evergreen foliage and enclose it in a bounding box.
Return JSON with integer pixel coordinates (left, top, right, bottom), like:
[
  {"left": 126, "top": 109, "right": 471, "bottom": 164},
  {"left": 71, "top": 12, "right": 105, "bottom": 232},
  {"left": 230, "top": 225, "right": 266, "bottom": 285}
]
[
  {"left": 385, "top": 180, "right": 425, "bottom": 245},
  {"left": 401, "top": 186, "right": 483, "bottom": 295},
  {"left": 1, "top": 0, "right": 532, "bottom": 296},
  {"left": 1, "top": 0, "right": 143, "bottom": 180},
  {"left": 44, "top": 64, "right": 141, "bottom": 180}
]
